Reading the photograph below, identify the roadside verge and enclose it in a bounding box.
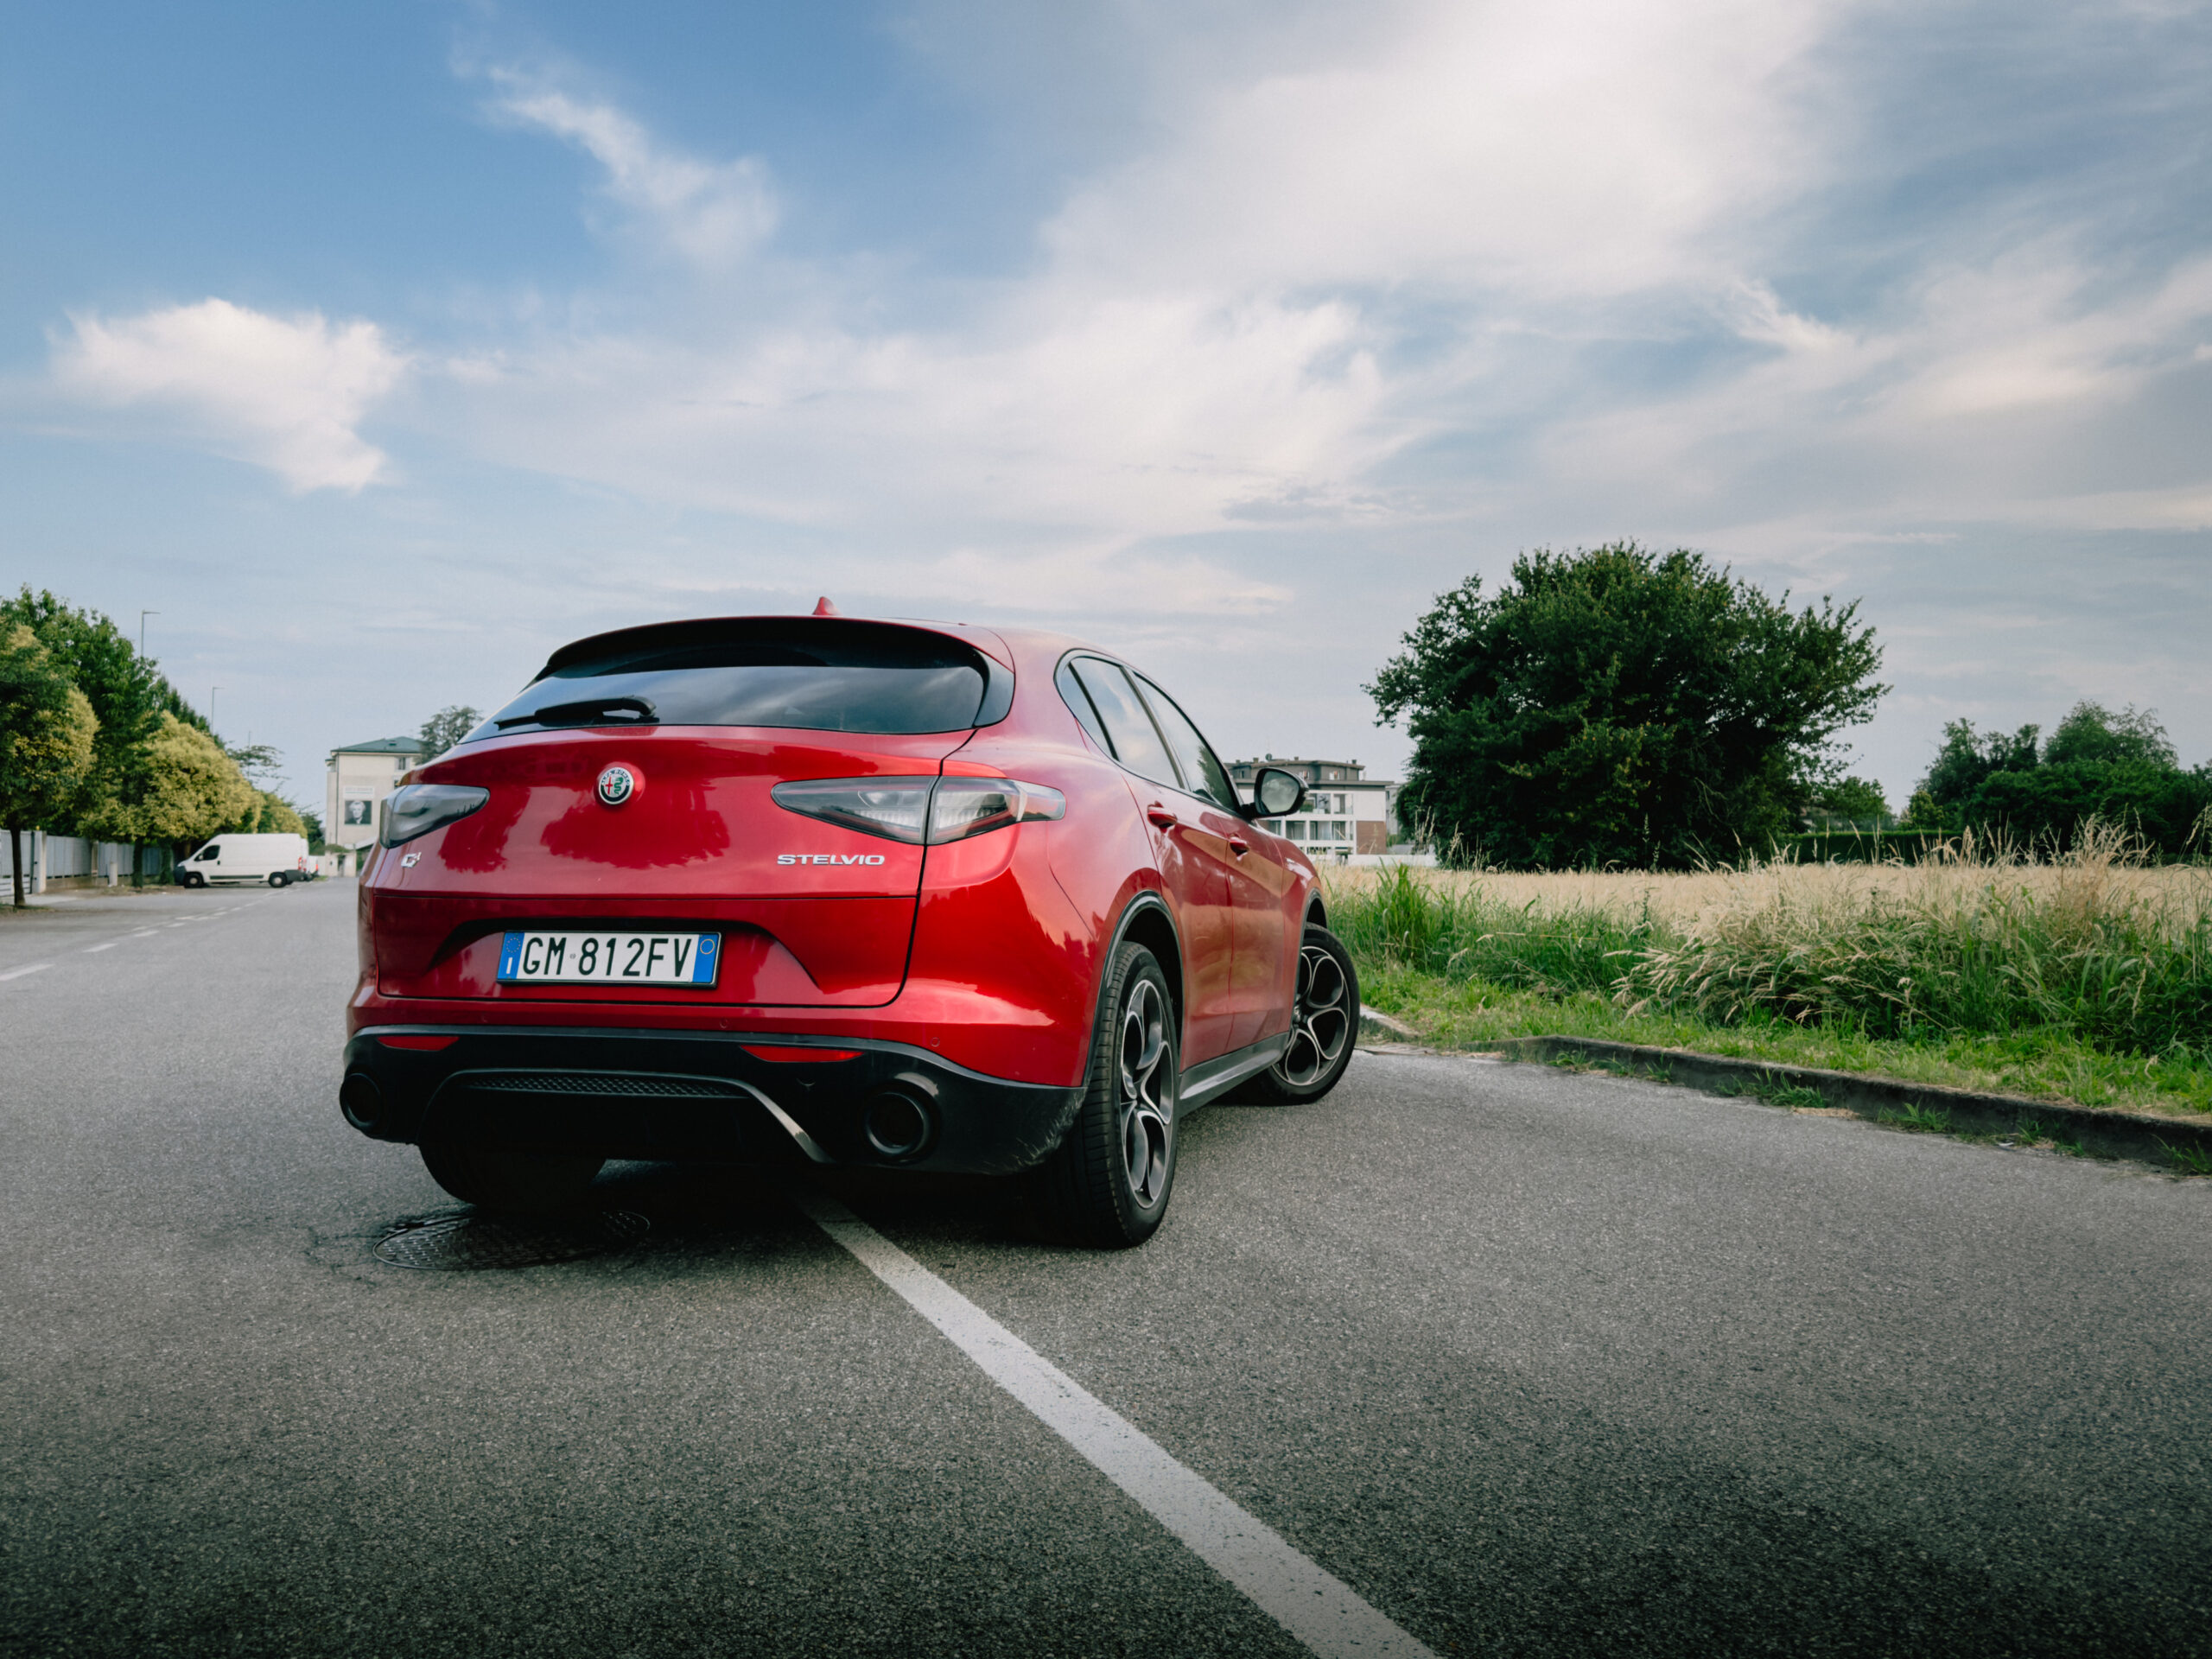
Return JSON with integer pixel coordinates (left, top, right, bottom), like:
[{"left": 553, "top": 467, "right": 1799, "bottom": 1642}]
[{"left": 1357, "top": 1011, "right": 2212, "bottom": 1174}]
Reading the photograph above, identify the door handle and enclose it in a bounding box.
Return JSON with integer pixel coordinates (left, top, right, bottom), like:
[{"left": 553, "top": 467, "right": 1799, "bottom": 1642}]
[
  {"left": 1146, "top": 804, "right": 1179, "bottom": 829},
  {"left": 1228, "top": 836, "right": 1250, "bottom": 855}
]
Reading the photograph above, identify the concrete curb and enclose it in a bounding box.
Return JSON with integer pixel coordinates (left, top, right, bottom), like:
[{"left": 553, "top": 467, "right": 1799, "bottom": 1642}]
[
  {"left": 1357, "top": 1008, "right": 1421, "bottom": 1041},
  {"left": 1490, "top": 1035, "right": 2212, "bottom": 1173}
]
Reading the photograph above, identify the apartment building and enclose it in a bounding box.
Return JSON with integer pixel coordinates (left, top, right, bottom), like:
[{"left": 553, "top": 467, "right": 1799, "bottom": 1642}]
[
  {"left": 1224, "top": 756, "right": 1397, "bottom": 860},
  {"left": 326, "top": 735, "right": 425, "bottom": 854}
]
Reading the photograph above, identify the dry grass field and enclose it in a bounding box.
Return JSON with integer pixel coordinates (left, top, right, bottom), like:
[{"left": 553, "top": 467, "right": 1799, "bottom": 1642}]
[{"left": 1322, "top": 834, "right": 2211, "bottom": 939}]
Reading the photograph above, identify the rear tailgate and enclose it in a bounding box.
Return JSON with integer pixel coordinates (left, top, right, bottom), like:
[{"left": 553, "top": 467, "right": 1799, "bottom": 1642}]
[{"left": 370, "top": 727, "right": 965, "bottom": 1007}]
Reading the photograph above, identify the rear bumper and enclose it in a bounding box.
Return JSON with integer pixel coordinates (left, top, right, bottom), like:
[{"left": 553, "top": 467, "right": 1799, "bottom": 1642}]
[{"left": 340, "top": 1025, "right": 1084, "bottom": 1176}]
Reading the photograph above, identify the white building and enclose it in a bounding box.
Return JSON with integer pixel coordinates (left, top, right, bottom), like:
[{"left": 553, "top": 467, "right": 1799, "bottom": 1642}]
[
  {"left": 327, "top": 735, "right": 424, "bottom": 856},
  {"left": 1226, "top": 756, "right": 1398, "bottom": 861}
]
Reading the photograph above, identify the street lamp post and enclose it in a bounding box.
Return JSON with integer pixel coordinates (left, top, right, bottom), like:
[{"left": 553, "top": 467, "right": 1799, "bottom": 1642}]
[
  {"left": 210, "top": 686, "right": 222, "bottom": 734},
  {"left": 139, "top": 611, "right": 157, "bottom": 657}
]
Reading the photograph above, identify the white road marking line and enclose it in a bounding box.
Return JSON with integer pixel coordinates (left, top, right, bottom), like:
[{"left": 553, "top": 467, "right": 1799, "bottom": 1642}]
[
  {"left": 85, "top": 943, "right": 118, "bottom": 953},
  {"left": 0, "top": 963, "right": 54, "bottom": 982},
  {"left": 795, "top": 1192, "right": 1437, "bottom": 1659},
  {"left": 130, "top": 930, "right": 157, "bottom": 938}
]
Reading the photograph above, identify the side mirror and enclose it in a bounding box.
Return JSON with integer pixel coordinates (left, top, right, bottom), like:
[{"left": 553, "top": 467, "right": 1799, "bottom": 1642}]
[{"left": 1247, "top": 766, "right": 1307, "bottom": 819}]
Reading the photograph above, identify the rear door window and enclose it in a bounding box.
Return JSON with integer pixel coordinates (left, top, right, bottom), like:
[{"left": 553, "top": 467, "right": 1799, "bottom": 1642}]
[
  {"left": 475, "top": 620, "right": 991, "bottom": 737},
  {"left": 1055, "top": 658, "right": 1112, "bottom": 753},
  {"left": 1135, "top": 679, "right": 1238, "bottom": 811},
  {"left": 1071, "top": 660, "right": 1180, "bottom": 789}
]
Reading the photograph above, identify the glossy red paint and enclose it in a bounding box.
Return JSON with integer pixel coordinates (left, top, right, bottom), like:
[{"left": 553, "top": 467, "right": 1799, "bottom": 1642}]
[{"left": 350, "top": 614, "right": 1317, "bottom": 1104}]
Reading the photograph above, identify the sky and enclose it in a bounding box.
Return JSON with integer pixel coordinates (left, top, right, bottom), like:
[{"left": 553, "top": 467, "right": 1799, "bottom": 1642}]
[{"left": 3, "top": 0, "right": 2208, "bottom": 814}]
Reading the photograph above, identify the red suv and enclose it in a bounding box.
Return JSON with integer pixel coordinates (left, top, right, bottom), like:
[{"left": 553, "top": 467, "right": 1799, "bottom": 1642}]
[{"left": 340, "top": 611, "right": 1358, "bottom": 1246}]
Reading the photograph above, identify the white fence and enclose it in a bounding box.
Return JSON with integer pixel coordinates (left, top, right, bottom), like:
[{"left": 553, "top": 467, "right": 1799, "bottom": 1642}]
[{"left": 0, "top": 831, "right": 155, "bottom": 892}]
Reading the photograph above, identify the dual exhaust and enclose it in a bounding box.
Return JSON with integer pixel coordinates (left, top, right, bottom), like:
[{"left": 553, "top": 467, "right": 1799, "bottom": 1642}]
[{"left": 340, "top": 1065, "right": 936, "bottom": 1164}]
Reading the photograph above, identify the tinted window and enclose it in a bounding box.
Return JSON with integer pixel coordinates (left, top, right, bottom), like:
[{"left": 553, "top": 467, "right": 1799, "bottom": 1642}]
[
  {"left": 474, "top": 620, "right": 988, "bottom": 737},
  {"left": 1071, "top": 660, "right": 1179, "bottom": 788},
  {"left": 1135, "top": 677, "right": 1237, "bottom": 810},
  {"left": 1055, "top": 658, "right": 1112, "bottom": 753}
]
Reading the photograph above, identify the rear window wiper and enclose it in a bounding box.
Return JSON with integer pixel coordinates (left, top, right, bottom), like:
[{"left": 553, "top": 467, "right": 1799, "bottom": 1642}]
[{"left": 497, "top": 696, "right": 659, "bottom": 729}]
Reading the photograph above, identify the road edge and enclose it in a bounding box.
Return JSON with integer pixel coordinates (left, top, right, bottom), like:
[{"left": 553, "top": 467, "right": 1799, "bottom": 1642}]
[{"left": 1479, "top": 1033, "right": 2212, "bottom": 1173}]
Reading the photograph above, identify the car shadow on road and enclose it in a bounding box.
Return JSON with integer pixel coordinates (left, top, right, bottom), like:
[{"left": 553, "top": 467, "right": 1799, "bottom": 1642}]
[{"left": 368, "top": 1157, "right": 1046, "bottom": 1274}]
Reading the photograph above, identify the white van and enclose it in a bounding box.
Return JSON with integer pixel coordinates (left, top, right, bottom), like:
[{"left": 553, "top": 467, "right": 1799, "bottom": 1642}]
[{"left": 178, "top": 833, "right": 312, "bottom": 889}]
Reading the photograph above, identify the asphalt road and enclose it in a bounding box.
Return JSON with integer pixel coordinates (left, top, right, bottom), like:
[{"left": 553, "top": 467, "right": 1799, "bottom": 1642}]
[{"left": 3, "top": 880, "right": 2208, "bottom": 1657}]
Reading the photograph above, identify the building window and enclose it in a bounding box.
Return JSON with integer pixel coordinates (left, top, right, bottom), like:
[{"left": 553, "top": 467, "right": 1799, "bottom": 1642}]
[
  {"left": 1262, "top": 820, "right": 1281, "bottom": 834},
  {"left": 1331, "top": 820, "right": 1348, "bottom": 840}
]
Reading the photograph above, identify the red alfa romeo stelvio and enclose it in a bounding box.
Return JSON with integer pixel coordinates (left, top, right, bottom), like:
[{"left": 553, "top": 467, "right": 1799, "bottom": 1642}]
[{"left": 340, "top": 606, "right": 1359, "bottom": 1246}]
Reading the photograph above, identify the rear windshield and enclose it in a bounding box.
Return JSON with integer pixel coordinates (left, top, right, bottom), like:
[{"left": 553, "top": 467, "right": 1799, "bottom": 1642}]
[{"left": 471, "top": 620, "right": 990, "bottom": 738}]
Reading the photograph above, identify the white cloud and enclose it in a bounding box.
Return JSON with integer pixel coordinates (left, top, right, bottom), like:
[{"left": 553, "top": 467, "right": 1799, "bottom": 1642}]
[
  {"left": 1043, "top": 0, "right": 1836, "bottom": 299},
  {"left": 481, "top": 67, "right": 776, "bottom": 267},
  {"left": 50, "top": 299, "right": 405, "bottom": 491}
]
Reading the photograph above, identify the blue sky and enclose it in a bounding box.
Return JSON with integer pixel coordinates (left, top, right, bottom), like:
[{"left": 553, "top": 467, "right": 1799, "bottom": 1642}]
[{"left": 4, "top": 0, "right": 2208, "bottom": 813}]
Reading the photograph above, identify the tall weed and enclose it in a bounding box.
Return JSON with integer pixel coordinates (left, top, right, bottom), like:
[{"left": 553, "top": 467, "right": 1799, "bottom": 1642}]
[{"left": 1325, "top": 824, "right": 2212, "bottom": 1058}]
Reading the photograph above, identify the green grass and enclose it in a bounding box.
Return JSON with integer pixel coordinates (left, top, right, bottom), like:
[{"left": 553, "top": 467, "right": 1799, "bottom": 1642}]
[
  {"left": 1357, "top": 963, "right": 2212, "bottom": 1116},
  {"left": 1340, "top": 855, "right": 2212, "bottom": 1121}
]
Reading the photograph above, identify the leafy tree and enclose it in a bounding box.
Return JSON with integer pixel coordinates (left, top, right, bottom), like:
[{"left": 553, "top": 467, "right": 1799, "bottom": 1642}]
[
  {"left": 1368, "top": 544, "right": 1885, "bottom": 868},
  {"left": 420, "top": 705, "right": 481, "bottom": 759},
  {"left": 1900, "top": 789, "right": 1942, "bottom": 832},
  {"left": 0, "top": 626, "right": 99, "bottom": 907},
  {"left": 1811, "top": 776, "right": 1891, "bottom": 825},
  {"left": 1970, "top": 761, "right": 2210, "bottom": 851},
  {"left": 1917, "top": 719, "right": 2040, "bottom": 817},
  {"left": 1, "top": 588, "right": 164, "bottom": 826},
  {"left": 226, "top": 742, "right": 283, "bottom": 785},
  {"left": 1911, "top": 700, "right": 2206, "bottom": 853},
  {"left": 137, "top": 714, "right": 257, "bottom": 851},
  {"left": 2042, "top": 702, "right": 2177, "bottom": 770},
  {"left": 296, "top": 806, "right": 327, "bottom": 853},
  {"left": 248, "top": 791, "right": 308, "bottom": 836}
]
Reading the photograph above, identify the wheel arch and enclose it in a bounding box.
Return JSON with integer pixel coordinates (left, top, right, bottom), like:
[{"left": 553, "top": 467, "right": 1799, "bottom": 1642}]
[
  {"left": 1112, "top": 893, "right": 1184, "bottom": 1034},
  {"left": 1077, "top": 893, "right": 1184, "bottom": 1101}
]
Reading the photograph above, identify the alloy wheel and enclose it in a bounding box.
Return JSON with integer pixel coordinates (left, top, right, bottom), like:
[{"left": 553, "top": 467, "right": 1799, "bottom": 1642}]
[
  {"left": 1117, "top": 976, "right": 1173, "bottom": 1205},
  {"left": 1281, "top": 942, "right": 1351, "bottom": 1087}
]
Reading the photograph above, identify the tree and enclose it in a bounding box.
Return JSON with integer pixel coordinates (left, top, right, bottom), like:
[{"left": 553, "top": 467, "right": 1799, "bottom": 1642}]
[
  {"left": 243, "top": 790, "right": 307, "bottom": 836},
  {"left": 3, "top": 588, "right": 173, "bottom": 884},
  {"left": 137, "top": 714, "right": 257, "bottom": 852},
  {"left": 0, "top": 626, "right": 99, "bottom": 907},
  {"left": 420, "top": 705, "right": 481, "bottom": 759},
  {"left": 2042, "top": 702, "right": 2177, "bottom": 770},
  {"left": 1917, "top": 719, "right": 2040, "bottom": 820},
  {"left": 1811, "top": 776, "right": 1891, "bottom": 825},
  {"left": 1367, "top": 543, "right": 1885, "bottom": 868},
  {"left": 226, "top": 742, "right": 283, "bottom": 785},
  {"left": 1910, "top": 700, "right": 2206, "bottom": 854}
]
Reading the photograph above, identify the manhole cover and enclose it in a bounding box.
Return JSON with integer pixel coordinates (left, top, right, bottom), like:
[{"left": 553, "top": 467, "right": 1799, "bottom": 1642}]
[{"left": 373, "top": 1210, "right": 651, "bottom": 1270}]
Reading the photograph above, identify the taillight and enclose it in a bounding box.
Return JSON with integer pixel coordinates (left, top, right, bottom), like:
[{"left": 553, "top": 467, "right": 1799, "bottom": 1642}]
[
  {"left": 769, "top": 779, "right": 935, "bottom": 842},
  {"left": 772, "top": 776, "right": 1066, "bottom": 844},
  {"left": 381, "top": 784, "right": 490, "bottom": 847},
  {"left": 928, "top": 777, "right": 1065, "bottom": 842}
]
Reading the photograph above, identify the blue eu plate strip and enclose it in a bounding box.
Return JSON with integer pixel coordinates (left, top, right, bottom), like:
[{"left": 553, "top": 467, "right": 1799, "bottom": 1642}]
[
  {"left": 499, "top": 931, "right": 524, "bottom": 981},
  {"left": 694, "top": 934, "right": 719, "bottom": 984}
]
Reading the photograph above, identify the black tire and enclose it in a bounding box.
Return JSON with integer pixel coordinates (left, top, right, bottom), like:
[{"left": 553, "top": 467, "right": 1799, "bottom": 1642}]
[
  {"left": 1029, "top": 941, "right": 1179, "bottom": 1249},
  {"left": 181, "top": 872, "right": 203, "bottom": 889},
  {"left": 267, "top": 872, "right": 288, "bottom": 888},
  {"left": 419, "top": 1144, "right": 605, "bottom": 1216},
  {"left": 1231, "top": 922, "right": 1359, "bottom": 1105}
]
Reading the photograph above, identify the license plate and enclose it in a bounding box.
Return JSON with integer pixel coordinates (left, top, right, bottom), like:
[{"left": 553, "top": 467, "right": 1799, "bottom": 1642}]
[{"left": 497, "top": 931, "right": 721, "bottom": 987}]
